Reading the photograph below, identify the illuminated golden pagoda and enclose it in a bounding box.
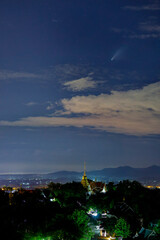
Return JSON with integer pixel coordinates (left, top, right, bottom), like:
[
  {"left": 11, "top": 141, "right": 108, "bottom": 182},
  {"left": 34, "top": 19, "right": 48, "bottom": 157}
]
[
  {"left": 81, "top": 162, "right": 107, "bottom": 194},
  {"left": 81, "top": 161, "right": 89, "bottom": 189}
]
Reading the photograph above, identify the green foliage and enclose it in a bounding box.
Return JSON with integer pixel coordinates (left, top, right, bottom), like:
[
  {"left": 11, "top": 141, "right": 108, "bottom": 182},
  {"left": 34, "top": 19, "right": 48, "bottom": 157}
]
[
  {"left": 86, "top": 192, "right": 108, "bottom": 213},
  {"left": 0, "top": 180, "right": 160, "bottom": 240},
  {"left": 22, "top": 207, "right": 93, "bottom": 240},
  {"left": 107, "top": 182, "right": 116, "bottom": 191},
  {"left": 115, "top": 218, "right": 131, "bottom": 239},
  {"left": 71, "top": 209, "right": 88, "bottom": 227},
  {"left": 102, "top": 216, "right": 117, "bottom": 236},
  {"left": 71, "top": 209, "right": 94, "bottom": 240},
  {"left": 48, "top": 181, "right": 87, "bottom": 208},
  {"left": 153, "top": 220, "right": 160, "bottom": 234},
  {"left": 109, "top": 199, "right": 114, "bottom": 209},
  {"left": 47, "top": 182, "right": 62, "bottom": 195},
  {"left": 23, "top": 233, "right": 52, "bottom": 240},
  {"left": 51, "top": 229, "right": 72, "bottom": 240},
  {"left": 109, "top": 180, "right": 160, "bottom": 227}
]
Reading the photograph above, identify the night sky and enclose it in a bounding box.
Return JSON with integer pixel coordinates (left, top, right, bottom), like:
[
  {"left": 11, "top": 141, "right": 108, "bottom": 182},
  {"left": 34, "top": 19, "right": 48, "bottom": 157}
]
[{"left": 0, "top": 0, "right": 160, "bottom": 173}]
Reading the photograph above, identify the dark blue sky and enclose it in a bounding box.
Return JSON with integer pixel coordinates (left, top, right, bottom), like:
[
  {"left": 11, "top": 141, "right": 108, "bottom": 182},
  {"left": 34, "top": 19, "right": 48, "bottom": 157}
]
[{"left": 0, "top": 0, "right": 160, "bottom": 173}]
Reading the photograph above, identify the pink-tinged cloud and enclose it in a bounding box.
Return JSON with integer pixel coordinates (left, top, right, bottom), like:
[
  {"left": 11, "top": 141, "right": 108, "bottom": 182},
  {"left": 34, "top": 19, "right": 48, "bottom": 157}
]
[{"left": 0, "top": 82, "right": 160, "bottom": 136}]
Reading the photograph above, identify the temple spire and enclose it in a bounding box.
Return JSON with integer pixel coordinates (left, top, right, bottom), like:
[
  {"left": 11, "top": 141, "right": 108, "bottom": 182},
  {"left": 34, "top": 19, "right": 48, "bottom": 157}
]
[
  {"left": 84, "top": 161, "right": 86, "bottom": 176},
  {"left": 81, "top": 161, "right": 89, "bottom": 188}
]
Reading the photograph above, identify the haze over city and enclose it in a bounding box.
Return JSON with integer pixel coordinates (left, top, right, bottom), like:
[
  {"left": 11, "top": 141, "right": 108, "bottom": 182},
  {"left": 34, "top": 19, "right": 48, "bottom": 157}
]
[{"left": 0, "top": 0, "right": 160, "bottom": 174}]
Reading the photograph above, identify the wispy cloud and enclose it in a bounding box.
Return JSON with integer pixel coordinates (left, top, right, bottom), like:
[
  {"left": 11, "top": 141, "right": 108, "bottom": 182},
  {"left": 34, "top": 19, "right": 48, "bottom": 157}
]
[
  {"left": 51, "top": 19, "right": 59, "bottom": 23},
  {"left": 112, "top": 26, "right": 160, "bottom": 39},
  {"left": 46, "top": 101, "right": 54, "bottom": 110},
  {"left": 26, "top": 101, "right": 55, "bottom": 110},
  {"left": 139, "top": 22, "right": 160, "bottom": 32},
  {"left": 123, "top": 4, "right": 160, "bottom": 11},
  {"left": 0, "top": 70, "right": 43, "bottom": 81},
  {"left": 112, "top": 14, "right": 160, "bottom": 39},
  {"left": 129, "top": 33, "right": 160, "bottom": 39},
  {"left": 64, "top": 76, "right": 97, "bottom": 91},
  {"left": 0, "top": 82, "right": 160, "bottom": 136},
  {"left": 129, "top": 22, "right": 160, "bottom": 39},
  {"left": 50, "top": 64, "right": 89, "bottom": 80},
  {"left": 127, "top": 20, "right": 160, "bottom": 39},
  {"left": 26, "top": 102, "right": 37, "bottom": 106}
]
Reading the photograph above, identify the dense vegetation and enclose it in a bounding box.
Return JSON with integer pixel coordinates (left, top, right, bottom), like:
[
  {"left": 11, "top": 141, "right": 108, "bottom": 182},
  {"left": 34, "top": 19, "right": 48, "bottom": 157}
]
[{"left": 0, "top": 180, "right": 160, "bottom": 240}]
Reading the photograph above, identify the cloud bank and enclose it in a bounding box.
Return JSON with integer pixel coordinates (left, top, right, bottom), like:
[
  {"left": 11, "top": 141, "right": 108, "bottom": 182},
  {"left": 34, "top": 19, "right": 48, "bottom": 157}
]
[{"left": 0, "top": 82, "right": 160, "bottom": 136}]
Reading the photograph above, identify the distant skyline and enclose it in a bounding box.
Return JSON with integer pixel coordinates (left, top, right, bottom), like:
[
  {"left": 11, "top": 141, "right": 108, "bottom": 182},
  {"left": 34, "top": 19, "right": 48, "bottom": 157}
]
[{"left": 0, "top": 0, "right": 160, "bottom": 173}]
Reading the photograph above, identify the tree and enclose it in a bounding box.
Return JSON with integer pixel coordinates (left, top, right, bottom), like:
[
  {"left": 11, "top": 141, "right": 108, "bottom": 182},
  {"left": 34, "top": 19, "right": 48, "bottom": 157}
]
[
  {"left": 86, "top": 192, "right": 109, "bottom": 213},
  {"left": 115, "top": 218, "right": 131, "bottom": 239},
  {"left": 51, "top": 229, "right": 72, "bottom": 240},
  {"left": 71, "top": 209, "right": 94, "bottom": 240},
  {"left": 48, "top": 182, "right": 87, "bottom": 208},
  {"left": 107, "top": 182, "right": 116, "bottom": 191},
  {"left": 153, "top": 220, "right": 160, "bottom": 235},
  {"left": 24, "top": 232, "right": 52, "bottom": 240},
  {"left": 102, "top": 216, "right": 117, "bottom": 236}
]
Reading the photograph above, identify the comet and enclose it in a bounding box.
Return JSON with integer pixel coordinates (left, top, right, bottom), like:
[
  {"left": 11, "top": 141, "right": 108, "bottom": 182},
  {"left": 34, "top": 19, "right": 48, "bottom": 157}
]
[{"left": 111, "top": 47, "right": 126, "bottom": 61}]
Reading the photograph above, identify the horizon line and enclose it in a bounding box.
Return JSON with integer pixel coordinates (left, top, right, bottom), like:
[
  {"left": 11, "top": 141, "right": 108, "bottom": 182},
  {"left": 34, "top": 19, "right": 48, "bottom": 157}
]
[{"left": 0, "top": 165, "right": 159, "bottom": 175}]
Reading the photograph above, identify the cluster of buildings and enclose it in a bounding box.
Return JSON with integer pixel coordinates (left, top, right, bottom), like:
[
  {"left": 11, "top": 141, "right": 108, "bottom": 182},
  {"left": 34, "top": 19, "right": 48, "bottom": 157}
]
[
  {"left": 81, "top": 164, "right": 107, "bottom": 195},
  {"left": 80, "top": 164, "right": 159, "bottom": 240}
]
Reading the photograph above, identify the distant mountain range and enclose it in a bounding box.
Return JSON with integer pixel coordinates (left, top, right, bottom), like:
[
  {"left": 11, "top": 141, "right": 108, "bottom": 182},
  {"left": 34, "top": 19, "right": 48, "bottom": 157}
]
[
  {"left": 0, "top": 166, "right": 160, "bottom": 182},
  {"left": 47, "top": 165, "right": 160, "bottom": 182},
  {"left": 88, "top": 165, "right": 160, "bottom": 178}
]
